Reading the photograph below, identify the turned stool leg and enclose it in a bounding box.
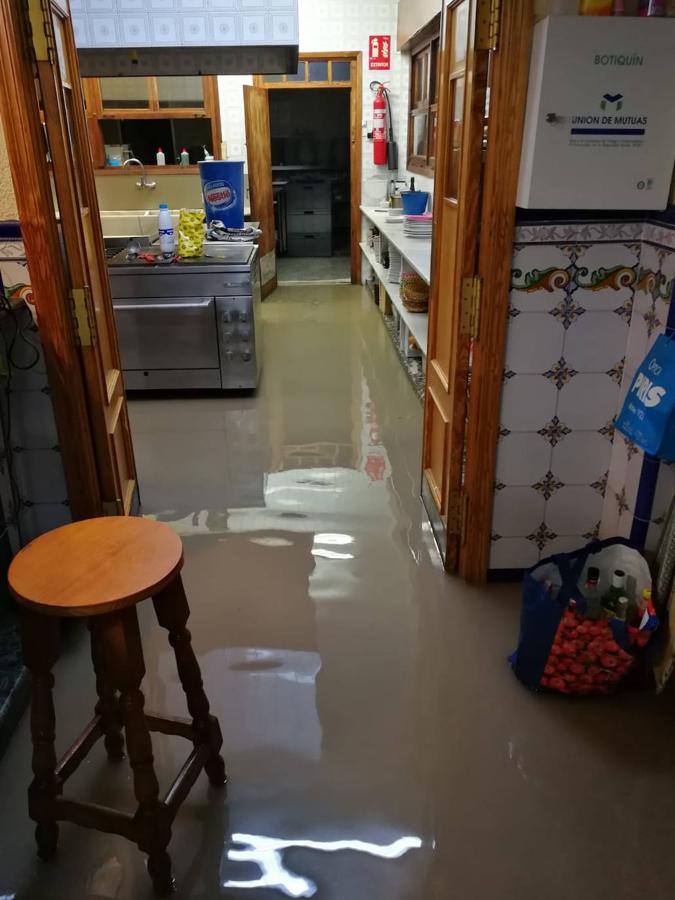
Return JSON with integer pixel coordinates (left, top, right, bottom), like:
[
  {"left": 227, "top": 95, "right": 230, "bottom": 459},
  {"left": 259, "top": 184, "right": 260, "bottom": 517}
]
[
  {"left": 92, "top": 607, "right": 174, "bottom": 896},
  {"left": 21, "top": 610, "right": 60, "bottom": 861},
  {"left": 88, "top": 620, "right": 124, "bottom": 762},
  {"left": 153, "top": 576, "right": 226, "bottom": 788}
]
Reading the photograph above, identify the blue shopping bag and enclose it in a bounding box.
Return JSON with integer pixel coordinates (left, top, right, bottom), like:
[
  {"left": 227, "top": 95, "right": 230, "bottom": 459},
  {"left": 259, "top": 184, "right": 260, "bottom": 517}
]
[
  {"left": 510, "top": 538, "right": 655, "bottom": 693},
  {"left": 616, "top": 334, "right": 675, "bottom": 460}
]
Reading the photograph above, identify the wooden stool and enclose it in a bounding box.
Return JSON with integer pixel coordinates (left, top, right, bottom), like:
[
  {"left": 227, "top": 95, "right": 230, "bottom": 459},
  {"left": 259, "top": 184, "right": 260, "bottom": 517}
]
[{"left": 8, "top": 516, "right": 226, "bottom": 895}]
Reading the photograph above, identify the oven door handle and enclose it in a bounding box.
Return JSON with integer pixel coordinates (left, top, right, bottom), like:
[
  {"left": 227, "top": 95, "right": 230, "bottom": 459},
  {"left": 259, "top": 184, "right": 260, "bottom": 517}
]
[{"left": 113, "top": 300, "right": 214, "bottom": 311}]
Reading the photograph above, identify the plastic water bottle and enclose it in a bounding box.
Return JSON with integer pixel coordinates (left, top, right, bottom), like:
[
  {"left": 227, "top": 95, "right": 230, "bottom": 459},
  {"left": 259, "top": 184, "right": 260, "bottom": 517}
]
[{"left": 158, "top": 204, "right": 175, "bottom": 256}]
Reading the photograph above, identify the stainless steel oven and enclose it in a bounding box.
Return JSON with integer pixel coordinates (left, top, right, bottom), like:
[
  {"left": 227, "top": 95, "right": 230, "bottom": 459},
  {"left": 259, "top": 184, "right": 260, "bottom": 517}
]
[
  {"left": 108, "top": 246, "right": 262, "bottom": 391},
  {"left": 113, "top": 296, "right": 221, "bottom": 390}
]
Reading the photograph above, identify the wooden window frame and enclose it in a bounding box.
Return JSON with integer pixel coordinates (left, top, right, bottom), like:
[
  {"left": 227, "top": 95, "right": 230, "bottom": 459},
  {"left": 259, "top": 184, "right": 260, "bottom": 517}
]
[
  {"left": 82, "top": 75, "right": 221, "bottom": 172},
  {"left": 407, "top": 15, "right": 441, "bottom": 178},
  {"left": 254, "top": 51, "right": 355, "bottom": 90}
]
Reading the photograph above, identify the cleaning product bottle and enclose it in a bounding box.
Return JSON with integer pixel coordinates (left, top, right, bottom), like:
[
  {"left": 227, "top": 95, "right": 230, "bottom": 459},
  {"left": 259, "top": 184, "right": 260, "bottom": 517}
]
[
  {"left": 203, "top": 145, "right": 214, "bottom": 161},
  {"left": 582, "top": 566, "right": 603, "bottom": 620},
  {"left": 180, "top": 148, "right": 190, "bottom": 167},
  {"left": 158, "top": 203, "right": 175, "bottom": 256},
  {"left": 156, "top": 147, "right": 165, "bottom": 166},
  {"left": 602, "top": 569, "right": 627, "bottom": 614}
]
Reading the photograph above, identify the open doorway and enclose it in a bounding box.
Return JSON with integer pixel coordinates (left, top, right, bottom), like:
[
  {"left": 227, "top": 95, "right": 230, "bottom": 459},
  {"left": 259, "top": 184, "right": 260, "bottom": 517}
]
[
  {"left": 246, "top": 53, "right": 362, "bottom": 294},
  {"left": 269, "top": 88, "right": 351, "bottom": 285}
]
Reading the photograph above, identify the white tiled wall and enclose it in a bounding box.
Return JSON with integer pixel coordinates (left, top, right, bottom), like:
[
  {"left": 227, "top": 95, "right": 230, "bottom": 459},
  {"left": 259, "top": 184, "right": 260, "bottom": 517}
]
[
  {"left": 72, "top": 0, "right": 299, "bottom": 48},
  {"left": 218, "top": 0, "right": 430, "bottom": 204},
  {"left": 490, "top": 220, "right": 675, "bottom": 571}
]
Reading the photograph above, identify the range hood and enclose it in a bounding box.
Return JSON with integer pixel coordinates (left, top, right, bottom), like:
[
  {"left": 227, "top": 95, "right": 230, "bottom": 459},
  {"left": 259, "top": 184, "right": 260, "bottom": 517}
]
[{"left": 72, "top": 1, "right": 299, "bottom": 78}]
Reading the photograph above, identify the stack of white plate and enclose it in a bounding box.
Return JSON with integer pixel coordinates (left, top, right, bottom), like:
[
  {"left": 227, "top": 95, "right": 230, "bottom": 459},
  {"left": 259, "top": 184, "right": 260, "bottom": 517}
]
[{"left": 404, "top": 215, "right": 433, "bottom": 239}]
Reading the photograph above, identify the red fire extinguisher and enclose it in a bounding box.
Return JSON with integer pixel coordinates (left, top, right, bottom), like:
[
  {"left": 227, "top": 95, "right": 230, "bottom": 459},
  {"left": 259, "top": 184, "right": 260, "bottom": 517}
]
[{"left": 372, "top": 85, "right": 388, "bottom": 166}]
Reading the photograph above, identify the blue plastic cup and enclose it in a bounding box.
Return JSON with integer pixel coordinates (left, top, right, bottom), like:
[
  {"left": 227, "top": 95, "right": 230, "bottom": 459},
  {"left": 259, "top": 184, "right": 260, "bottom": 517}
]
[
  {"left": 401, "top": 191, "right": 430, "bottom": 215},
  {"left": 199, "top": 160, "right": 245, "bottom": 228}
]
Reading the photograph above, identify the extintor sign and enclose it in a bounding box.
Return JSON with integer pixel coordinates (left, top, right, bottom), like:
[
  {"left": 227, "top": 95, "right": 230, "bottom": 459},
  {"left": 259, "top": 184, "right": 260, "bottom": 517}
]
[{"left": 369, "top": 35, "right": 391, "bottom": 70}]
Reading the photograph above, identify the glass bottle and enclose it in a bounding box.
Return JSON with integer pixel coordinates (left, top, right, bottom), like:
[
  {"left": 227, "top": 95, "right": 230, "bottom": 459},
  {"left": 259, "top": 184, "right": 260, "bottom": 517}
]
[
  {"left": 583, "top": 566, "right": 603, "bottom": 620},
  {"left": 602, "top": 569, "right": 626, "bottom": 614},
  {"left": 614, "top": 596, "right": 629, "bottom": 623}
]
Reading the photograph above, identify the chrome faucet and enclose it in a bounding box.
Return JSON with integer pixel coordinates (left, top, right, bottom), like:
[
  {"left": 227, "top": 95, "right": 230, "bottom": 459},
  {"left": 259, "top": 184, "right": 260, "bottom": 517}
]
[{"left": 123, "top": 157, "right": 156, "bottom": 190}]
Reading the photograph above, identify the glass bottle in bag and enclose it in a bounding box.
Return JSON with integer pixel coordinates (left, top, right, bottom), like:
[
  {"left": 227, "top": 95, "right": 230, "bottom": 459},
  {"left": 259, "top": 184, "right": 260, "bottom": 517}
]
[
  {"left": 613, "top": 596, "right": 629, "bottom": 622},
  {"left": 582, "top": 566, "right": 603, "bottom": 620},
  {"left": 602, "top": 569, "right": 626, "bottom": 614}
]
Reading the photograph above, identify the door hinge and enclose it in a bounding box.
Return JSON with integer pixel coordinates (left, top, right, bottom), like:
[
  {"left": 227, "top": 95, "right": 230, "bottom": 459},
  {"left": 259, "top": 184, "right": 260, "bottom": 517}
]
[
  {"left": 476, "top": 0, "right": 501, "bottom": 51},
  {"left": 70, "top": 287, "right": 95, "bottom": 348},
  {"left": 460, "top": 276, "right": 482, "bottom": 342},
  {"left": 101, "top": 499, "right": 121, "bottom": 516},
  {"left": 26, "top": 0, "right": 52, "bottom": 62},
  {"left": 447, "top": 490, "right": 470, "bottom": 543}
]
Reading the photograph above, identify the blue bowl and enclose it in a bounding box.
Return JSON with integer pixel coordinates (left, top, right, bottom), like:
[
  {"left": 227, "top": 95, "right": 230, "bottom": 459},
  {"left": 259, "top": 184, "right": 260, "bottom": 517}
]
[{"left": 401, "top": 191, "right": 429, "bottom": 215}]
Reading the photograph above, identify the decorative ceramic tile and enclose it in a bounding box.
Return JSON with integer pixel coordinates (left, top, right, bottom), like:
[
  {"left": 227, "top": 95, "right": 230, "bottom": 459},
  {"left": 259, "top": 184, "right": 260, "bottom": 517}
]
[
  {"left": 551, "top": 432, "right": 612, "bottom": 486},
  {"left": 492, "top": 219, "right": 675, "bottom": 568},
  {"left": 495, "top": 433, "right": 551, "bottom": 486},
  {"left": 564, "top": 313, "right": 628, "bottom": 372},
  {"left": 557, "top": 373, "right": 619, "bottom": 431},
  {"left": 549, "top": 296, "right": 585, "bottom": 329},
  {"left": 526, "top": 522, "right": 557, "bottom": 551},
  {"left": 537, "top": 415, "right": 571, "bottom": 446},
  {"left": 500, "top": 375, "right": 558, "bottom": 432},
  {"left": 546, "top": 486, "right": 604, "bottom": 536},
  {"left": 532, "top": 470, "right": 564, "bottom": 500},
  {"left": 492, "top": 487, "right": 545, "bottom": 538},
  {"left": 504, "top": 314, "right": 565, "bottom": 375},
  {"left": 514, "top": 222, "right": 643, "bottom": 244},
  {"left": 606, "top": 359, "right": 624, "bottom": 386},
  {"left": 599, "top": 485, "right": 620, "bottom": 538},
  {"left": 543, "top": 357, "right": 578, "bottom": 389}
]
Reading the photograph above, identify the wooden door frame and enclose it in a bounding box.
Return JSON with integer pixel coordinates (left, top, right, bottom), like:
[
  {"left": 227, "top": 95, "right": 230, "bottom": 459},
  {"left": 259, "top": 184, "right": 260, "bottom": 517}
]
[
  {"left": 421, "top": 0, "right": 534, "bottom": 582},
  {"left": 460, "top": 0, "right": 534, "bottom": 581},
  {"left": 253, "top": 51, "right": 362, "bottom": 284},
  {"left": 0, "top": 0, "right": 102, "bottom": 519}
]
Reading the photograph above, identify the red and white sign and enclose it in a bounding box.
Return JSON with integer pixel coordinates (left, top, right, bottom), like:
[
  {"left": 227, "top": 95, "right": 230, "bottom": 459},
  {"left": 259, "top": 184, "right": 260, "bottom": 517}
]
[{"left": 369, "top": 35, "right": 391, "bottom": 70}]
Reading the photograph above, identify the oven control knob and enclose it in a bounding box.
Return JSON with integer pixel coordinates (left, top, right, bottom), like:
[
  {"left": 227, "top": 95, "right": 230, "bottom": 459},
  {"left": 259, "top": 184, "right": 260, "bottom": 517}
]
[
  {"left": 241, "top": 350, "right": 252, "bottom": 362},
  {"left": 225, "top": 350, "right": 234, "bottom": 362},
  {"left": 222, "top": 311, "right": 231, "bottom": 323},
  {"left": 239, "top": 327, "right": 251, "bottom": 341},
  {"left": 239, "top": 312, "right": 249, "bottom": 323},
  {"left": 223, "top": 329, "right": 233, "bottom": 340}
]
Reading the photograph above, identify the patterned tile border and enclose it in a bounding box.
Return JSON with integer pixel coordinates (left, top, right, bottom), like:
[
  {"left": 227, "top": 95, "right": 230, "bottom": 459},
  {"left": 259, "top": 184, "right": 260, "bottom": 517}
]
[{"left": 514, "top": 220, "right": 675, "bottom": 251}]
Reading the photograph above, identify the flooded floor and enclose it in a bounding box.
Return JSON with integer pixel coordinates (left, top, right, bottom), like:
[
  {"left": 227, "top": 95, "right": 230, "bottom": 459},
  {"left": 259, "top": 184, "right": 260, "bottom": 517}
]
[{"left": 1, "top": 285, "right": 675, "bottom": 899}]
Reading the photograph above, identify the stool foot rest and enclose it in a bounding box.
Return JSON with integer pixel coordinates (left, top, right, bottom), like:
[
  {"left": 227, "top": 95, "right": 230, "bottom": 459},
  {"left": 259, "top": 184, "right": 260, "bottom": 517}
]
[
  {"left": 164, "top": 744, "right": 211, "bottom": 815},
  {"left": 145, "top": 711, "right": 194, "bottom": 741},
  {"left": 55, "top": 716, "right": 105, "bottom": 786},
  {"left": 53, "top": 797, "right": 136, "bottom": 840}
]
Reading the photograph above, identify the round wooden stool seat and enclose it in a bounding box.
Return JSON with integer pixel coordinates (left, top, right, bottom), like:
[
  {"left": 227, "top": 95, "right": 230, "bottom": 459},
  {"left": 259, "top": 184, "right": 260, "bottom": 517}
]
[{"left": 9, "top": 516, "right": 183, "bottom": 617}]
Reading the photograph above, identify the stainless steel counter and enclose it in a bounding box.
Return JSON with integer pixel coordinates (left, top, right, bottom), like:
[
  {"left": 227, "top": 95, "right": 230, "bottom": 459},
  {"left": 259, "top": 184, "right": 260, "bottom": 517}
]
[{"left": 107, "top": 246, "right": 262, "bottom": 391}]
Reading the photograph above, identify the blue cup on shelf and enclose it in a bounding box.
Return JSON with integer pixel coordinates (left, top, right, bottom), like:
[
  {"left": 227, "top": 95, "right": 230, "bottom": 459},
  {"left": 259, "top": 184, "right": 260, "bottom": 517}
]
[{"left": 401, "top": 191, "right": 429, "bottom": 215}]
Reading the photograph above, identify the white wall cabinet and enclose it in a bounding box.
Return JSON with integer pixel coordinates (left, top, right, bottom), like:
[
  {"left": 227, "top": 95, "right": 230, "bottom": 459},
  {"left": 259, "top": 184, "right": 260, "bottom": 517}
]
[{"left": 517, "top": 17, "right": 675, "bottom": 210}]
